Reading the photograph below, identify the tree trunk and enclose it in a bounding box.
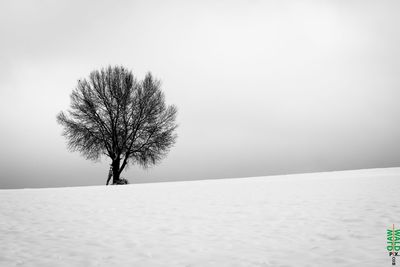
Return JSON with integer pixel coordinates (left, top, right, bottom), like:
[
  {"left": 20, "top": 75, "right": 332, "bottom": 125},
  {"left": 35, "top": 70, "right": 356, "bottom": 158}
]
[{"left": 112, "top": 158, "right": 120, "bottom": 184}]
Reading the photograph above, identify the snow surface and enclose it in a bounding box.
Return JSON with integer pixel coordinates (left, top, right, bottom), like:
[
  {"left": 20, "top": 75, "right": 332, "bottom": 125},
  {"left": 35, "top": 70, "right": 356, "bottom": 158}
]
[{"left": 0, "top": 168, "right": 399, "bottom": 266}]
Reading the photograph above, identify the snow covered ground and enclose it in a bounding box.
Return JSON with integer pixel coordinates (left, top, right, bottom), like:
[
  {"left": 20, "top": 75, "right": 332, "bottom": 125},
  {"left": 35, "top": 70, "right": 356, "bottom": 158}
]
[{"left": 0, "top": 168, "right": 399, "bottom": 266}]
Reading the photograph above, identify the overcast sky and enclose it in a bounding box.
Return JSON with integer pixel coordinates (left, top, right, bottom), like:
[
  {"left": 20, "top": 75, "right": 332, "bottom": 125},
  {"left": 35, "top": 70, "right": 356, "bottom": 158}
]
[{"left": 0, "top": 0, "right": 399, "bottom": 189}]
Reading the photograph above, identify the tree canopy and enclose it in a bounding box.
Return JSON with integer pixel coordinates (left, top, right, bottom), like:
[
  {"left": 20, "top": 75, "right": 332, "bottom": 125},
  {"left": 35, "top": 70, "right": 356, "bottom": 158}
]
[{"left": 57, "top": 66, "right": 178, "bottom": 184}]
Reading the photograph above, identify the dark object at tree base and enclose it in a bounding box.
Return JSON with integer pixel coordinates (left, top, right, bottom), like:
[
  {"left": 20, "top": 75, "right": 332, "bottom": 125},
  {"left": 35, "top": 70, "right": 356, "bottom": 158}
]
[{"left": 113, "top": 178, "right": 129, "bottom": 185}]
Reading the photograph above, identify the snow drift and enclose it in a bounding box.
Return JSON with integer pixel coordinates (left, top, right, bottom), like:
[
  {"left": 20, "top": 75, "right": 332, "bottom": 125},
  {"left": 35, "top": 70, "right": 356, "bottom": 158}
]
[{"left": 0, "top": 168, "right": 399, "bottom": 266}]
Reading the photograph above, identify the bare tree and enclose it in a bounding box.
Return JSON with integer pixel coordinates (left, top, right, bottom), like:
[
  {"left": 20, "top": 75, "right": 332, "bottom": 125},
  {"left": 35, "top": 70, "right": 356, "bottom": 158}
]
[{"left": 57, "top": 66, "right": 178, "bottom": 185}]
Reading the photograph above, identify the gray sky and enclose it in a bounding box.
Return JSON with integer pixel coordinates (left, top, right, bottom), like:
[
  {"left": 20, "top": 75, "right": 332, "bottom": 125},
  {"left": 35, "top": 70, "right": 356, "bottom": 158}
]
[{"left": 1, "top": 0, "right": 400, "bottom": 189}]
